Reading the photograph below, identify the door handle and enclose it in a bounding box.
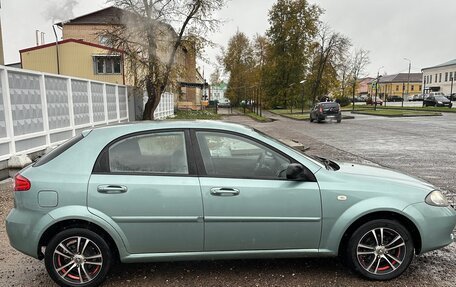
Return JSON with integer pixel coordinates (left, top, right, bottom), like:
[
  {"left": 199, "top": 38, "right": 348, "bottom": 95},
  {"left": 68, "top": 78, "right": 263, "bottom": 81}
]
[
  {"left": 210, "top": 187, "right": 240, "bottom": 196},
  {"left": 97, "top": 185, "right": 128, "bottom": 194}
]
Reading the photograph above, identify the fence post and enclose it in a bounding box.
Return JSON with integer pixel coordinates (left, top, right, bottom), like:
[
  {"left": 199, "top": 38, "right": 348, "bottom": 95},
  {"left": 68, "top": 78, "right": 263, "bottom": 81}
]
[
  {"left": 1, "top": 69, "right": 15, "bottom": 155},
  {"left": 103, "top": 83, "right": 108, "bottom": 124},
  {"left": 67, "top": 79, "right": 76, "bottom": 136},
  {"left": 87, "top": 81, "right": 94, "bottom": 127},
  {"left": 125, "top": 87, "right": 129, "bottom": 121},
  {"left": 115, "top": 86, "right": 120, "bottom": 123},
  {"left": 40, "top": 75, "right": 51, "bottom": 146}
]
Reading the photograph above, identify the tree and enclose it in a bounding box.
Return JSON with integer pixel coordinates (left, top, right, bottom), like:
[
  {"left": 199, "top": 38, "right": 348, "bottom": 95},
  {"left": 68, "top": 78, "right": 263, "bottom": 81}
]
[
  {"left": 264, "top": 0, "right": 321, "bottom": 108},
  {"left": 104, "top": 0, "right": 225, "bottom": 120},
  {"left": 350, "top": 49, "right": 370, "bottom": 110},
  {"left": 309, "top": 24, "right": 351, "bottom": 104},
  {"left": 222, "top": 31, "right": 254, "bottom": 105}
]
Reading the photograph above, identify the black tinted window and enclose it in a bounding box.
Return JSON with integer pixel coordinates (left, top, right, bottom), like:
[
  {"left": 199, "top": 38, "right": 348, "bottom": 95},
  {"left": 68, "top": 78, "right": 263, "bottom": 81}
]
[
  {"left": 108, "top": 132, "right": 188, "bottom": 174},
  {"left": 321, "top": 103, "right": 339, "bottom": 108}
]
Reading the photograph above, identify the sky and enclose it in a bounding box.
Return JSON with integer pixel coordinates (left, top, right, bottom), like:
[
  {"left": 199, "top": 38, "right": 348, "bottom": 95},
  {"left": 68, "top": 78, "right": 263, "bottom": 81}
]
[{"left": 2, "top": 0, "right": 456, "bottom": 79}]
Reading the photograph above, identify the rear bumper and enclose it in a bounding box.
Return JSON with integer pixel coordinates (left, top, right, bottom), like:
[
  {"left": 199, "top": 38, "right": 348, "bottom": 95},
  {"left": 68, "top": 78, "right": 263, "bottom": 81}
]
[
  {"left": 6, "top": 208, "right": 53, "bottom": 259},
  {"left": 403, "top": 203, "right": 456, "bottom": 254}
]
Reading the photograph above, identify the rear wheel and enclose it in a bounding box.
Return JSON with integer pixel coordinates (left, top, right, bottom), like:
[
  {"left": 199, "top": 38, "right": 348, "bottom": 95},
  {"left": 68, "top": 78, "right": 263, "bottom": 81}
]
[
  {"left": 345, "top": 219, "right": 414, "bottom": 280},
  {"left": 45, "top": 228, "right": 112, "bottom": 287}
]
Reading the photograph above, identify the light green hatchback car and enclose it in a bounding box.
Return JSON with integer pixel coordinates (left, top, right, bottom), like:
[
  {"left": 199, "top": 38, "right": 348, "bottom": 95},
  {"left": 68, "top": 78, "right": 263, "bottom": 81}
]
[{"left": 6, "top": 121, "right": 456, "bottom": 287}]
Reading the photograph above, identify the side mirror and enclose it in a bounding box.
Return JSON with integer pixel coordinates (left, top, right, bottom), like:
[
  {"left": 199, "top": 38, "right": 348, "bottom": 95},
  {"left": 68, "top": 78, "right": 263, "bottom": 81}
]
[{"left": 286, "top": 163, "right": 313, "bottom": 181}]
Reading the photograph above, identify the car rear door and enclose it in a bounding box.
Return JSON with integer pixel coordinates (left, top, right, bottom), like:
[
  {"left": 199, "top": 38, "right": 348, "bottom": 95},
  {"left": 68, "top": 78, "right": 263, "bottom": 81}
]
[
  {"left": 192, "top": 130, "right": 322, "bottom": 252},
  {"left": 88, "top": 129, "right": 204, "bottom": 254}
]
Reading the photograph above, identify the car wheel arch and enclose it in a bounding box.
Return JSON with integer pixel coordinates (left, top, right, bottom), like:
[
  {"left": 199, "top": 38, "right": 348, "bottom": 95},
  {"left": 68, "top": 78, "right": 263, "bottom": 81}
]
[
  {"left": 337, "top": 211, "right": 422, "bottom": 257},
  {"left": 38, "top": 215, "right": 125, "bottom": 261}
]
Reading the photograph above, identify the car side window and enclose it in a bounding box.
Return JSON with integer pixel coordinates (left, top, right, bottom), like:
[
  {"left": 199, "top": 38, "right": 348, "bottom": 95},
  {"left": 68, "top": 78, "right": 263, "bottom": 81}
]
[
  {"left": 196, "top": 131, "right": 290, "bottom": 179},
  {"left": 108, "top": 131, "right": 189, "bottom": 174}
]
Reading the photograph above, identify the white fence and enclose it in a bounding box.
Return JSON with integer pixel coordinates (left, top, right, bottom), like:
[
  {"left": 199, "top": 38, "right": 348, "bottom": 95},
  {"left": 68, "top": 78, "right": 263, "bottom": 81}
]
[
  {"left": 141, "top": 91, "right": 174, "bottom": 120},
  {"left": 153, "top": 92, "right": 174, "bottom": 119},
  {"left": 0, "top": 65, "right": 129, "bottom": 161}
]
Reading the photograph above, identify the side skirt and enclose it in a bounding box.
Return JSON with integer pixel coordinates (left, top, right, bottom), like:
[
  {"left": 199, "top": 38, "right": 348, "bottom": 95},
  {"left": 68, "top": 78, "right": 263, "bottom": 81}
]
[{"left": 121, "top": 249, "right": 337, "bottom": 263}]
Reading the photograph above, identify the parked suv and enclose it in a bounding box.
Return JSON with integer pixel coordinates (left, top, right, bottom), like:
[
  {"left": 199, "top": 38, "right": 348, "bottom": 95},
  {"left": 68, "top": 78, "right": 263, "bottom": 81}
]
[
  {"left": 310, "top": 102, "right": 342, "bottom": 123},
  {"left": 423, "top": 95, "right": 453, "bottom": 108}
]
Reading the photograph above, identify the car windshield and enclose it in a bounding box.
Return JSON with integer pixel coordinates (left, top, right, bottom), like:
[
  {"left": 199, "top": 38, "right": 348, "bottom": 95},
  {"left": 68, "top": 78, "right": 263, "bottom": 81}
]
[{"left": 435, "top": 96, "right": 447, "bottom": 101}]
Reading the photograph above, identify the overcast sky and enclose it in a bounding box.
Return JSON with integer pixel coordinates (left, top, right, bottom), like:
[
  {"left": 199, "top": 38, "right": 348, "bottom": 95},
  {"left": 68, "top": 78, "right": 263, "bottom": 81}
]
[{"left": 2, "top": 0, "right": 455, "bottom": 78}]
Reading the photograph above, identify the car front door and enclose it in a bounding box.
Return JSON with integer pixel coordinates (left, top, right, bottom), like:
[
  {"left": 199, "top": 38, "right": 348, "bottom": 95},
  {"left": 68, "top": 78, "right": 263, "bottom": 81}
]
[
  {"left": 88, "top": 130, "right": 203, "bottom": 254},
  {"left": 193, "top": 130, "right": 322, "bottom": 251}
]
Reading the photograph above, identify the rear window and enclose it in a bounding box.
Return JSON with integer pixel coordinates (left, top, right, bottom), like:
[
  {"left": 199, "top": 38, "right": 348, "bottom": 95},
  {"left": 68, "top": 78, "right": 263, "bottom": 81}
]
[
  {"left": 33, "top": 134, "right": 84, "bottom": 167},
  {"left": 321, "top": 102, "right": 339, "bottom": 108}
]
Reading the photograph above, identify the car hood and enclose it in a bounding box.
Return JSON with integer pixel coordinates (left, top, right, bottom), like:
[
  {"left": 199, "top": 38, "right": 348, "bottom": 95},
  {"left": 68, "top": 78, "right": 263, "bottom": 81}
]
[{"left": 335, "top": 162, "right": 435, "bottom": 191}]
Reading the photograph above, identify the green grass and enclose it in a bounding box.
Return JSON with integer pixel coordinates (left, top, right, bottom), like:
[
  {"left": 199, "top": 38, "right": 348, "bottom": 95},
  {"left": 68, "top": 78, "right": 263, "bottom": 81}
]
[
  {"left": 348, "top": 104, "right": 456, "bottom": 113},
  {"left": 269, "top": 109, "right": 310, "bottom": 120},
  {"left": 236, "top": 108, "right": 271, "bottom": 122},
  {"left": 352, "top": 109, "right": 442, "bottom": 117},
  {"left": 171, "top": 109, "right": 221, "bottom": 120}
]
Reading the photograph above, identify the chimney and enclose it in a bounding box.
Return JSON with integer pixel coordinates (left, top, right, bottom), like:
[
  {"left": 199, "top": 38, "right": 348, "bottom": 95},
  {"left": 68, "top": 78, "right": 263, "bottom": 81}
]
[
  {"left": 36, "top": 30, "right": 40, "bottom": 46},
  {"left": 41, "top": 32, "right": 45, "bottom": 44}
]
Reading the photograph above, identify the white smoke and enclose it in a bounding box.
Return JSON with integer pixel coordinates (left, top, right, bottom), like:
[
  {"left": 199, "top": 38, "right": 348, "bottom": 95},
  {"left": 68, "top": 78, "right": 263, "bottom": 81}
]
[{"left": 43, "top": 0, "right": 78, "bottom": 24}]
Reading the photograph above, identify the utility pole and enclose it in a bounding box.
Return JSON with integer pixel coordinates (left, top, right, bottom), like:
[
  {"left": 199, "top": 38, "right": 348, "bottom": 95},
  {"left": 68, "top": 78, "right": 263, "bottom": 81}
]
[
  {"left": 300, "top": 80, "right": 305, "bottom": 114},
  {"left": 404, "top": 58, "right": 411, "bottom": 108},
  {"left": 450, "top": 72, "right": 454, "bottom": 107},
  {"left": 374, "top": 66, "right": 384, "bottom": 111}
]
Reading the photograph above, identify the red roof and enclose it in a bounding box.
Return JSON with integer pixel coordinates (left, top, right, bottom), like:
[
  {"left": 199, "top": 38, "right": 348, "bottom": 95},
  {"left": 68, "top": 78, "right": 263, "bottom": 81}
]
[{"left": 20, "top": 38, "right": 123, "bottom": 54}]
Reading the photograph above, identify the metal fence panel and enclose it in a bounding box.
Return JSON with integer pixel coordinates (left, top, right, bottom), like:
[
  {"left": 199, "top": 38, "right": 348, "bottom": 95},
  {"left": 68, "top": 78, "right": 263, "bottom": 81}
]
[
  {"left": 71, "top": 80, "right": 90, "bottom": 126},
  {"left": 45, "top": 76, "right": 70, "bottom": 130},
  {"left": 8, "top": 71, "right": 44, "bottom": 136},
  {"left": 0, "top": 66, "right": 129, "bottom": 161},
  {"left": 91, "top": 82, "right": 105, "bottom": 123}
]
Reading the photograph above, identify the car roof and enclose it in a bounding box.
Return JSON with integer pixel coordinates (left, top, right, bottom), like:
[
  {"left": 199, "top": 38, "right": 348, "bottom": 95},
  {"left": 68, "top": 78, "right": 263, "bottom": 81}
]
[{"left": 85, "top": 120, "right": 254, "bottom": 136}]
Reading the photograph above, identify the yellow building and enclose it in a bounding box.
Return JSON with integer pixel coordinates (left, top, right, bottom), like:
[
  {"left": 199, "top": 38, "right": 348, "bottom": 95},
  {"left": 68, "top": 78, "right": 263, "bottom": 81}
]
[
  {"left": 21, "top": 39, "right": 125, "bottom": 84},
  {"left": 19, "top": 6, "right": 200, "bottom": 104},
  {"left": 368, "top": 73, "right": 423, "bottom": 100}
]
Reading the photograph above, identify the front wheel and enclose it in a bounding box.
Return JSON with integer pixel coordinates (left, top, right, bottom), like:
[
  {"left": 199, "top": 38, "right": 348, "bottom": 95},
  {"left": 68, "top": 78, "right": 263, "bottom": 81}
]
[
  {"left": 45, "top": 228, "right": 112, "bottom": 287},
  {"left": 345, "top": 219, "right": 414, "bottom": 281}
]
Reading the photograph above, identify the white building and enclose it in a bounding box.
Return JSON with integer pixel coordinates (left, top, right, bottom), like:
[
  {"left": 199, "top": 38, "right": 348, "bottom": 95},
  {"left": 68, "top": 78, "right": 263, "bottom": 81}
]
[
  {"left": 422, "top": 59, "right": 456, "bottom": 95},
  {"left": 211, "top": 82, "right": 228, "bottom": 103}
]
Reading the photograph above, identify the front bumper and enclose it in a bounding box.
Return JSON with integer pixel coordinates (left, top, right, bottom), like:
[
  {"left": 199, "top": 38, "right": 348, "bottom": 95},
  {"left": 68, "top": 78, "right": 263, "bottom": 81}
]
[
  {"left": 403, "top": 202, "right": 456, "bottom": 254},
  {"left": 6, "top": 208, "right": 53, "bottom": 259}
]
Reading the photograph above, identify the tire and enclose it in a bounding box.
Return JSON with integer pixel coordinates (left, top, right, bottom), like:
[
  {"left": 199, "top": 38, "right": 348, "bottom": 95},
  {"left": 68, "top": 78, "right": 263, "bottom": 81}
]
[
  {"left": 337, "top": 117, "right": 342, "bottom": 123},
  {"left": 345, "top": 219, "right": 414, "bottom": 281},
  {"left": 45, "top": 228, "right": 113, "bottom": 287},
  {"left": 310, "top": 115, "right": 314, "bottom": 122}
]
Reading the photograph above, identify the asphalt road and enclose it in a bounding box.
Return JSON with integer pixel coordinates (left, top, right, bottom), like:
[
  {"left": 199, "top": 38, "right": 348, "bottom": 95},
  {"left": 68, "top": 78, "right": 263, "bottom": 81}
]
[{"left": 0, "top": 111, "right": 455, "bottom": 286}]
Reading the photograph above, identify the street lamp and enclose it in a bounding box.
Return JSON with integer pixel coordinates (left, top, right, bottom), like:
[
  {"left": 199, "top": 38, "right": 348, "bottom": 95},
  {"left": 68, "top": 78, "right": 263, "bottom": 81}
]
[
  {"left": 403, "top": 58, "right": 411, "bottom": 107},
  {"left": 450, "top": 72, "right": 454, "bottom": 107},
  {"left": 300, "top": 80, "right": 305, "bottom": 114},
  {"left": 374, "top": 66, "right": 384, "bottom": 111}
]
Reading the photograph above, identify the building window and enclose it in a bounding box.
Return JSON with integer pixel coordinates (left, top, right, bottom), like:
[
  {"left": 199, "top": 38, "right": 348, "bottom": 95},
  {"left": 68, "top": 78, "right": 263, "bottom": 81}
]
[
  {"left": 445, "top": 72, "right": 448, "bottom": 82},
  {"left": 435, "top": 74, "right": 438, "bottom": 83},
  {"left": 429, "top": 75, "right": 432, "bottom": 84},
  {"left": 411, "top": 85, "right": 414, "bottom": 91},
  {"left": 93, "top": 56, "right": 122, "bottom": 74},
  {"left": 439, "top": 73, "right": 442, "bottom": 82},
  {"left": 450, "top": 72, "right": 454, "bottom": 81},
  {"left": 419, "top": 85, "right": 422, "bottom": 91},
  {"left": 99, "top": 36, "right": 112, "bottom": 47},
  {"left": 396, "top": 85, "right": 399, "bottom": 91}
]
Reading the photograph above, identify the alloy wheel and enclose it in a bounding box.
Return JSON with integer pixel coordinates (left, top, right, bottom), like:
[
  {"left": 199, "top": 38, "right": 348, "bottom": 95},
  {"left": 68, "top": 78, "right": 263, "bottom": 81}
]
[
  {"left": 356, "top": 227, "right": 406, "bottom": 275},
  {"left": 52, "top": 236, "right": 103, "bottom": 285}
]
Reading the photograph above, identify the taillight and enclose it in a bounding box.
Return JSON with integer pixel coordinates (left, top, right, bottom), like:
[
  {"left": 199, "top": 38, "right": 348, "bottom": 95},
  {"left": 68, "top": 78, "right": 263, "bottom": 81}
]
[{"left": 14, "top": 174, "right": 31, "bottom": 191}]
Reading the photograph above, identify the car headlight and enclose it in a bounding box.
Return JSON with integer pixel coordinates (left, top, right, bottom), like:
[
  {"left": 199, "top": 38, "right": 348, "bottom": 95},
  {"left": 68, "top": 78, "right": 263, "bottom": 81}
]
[
  {"left": 425, "top": 190, "right": 449, "bottom": 207},
  {"left": 438, "top": 101, "right": 443, "bottom": 104}
]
